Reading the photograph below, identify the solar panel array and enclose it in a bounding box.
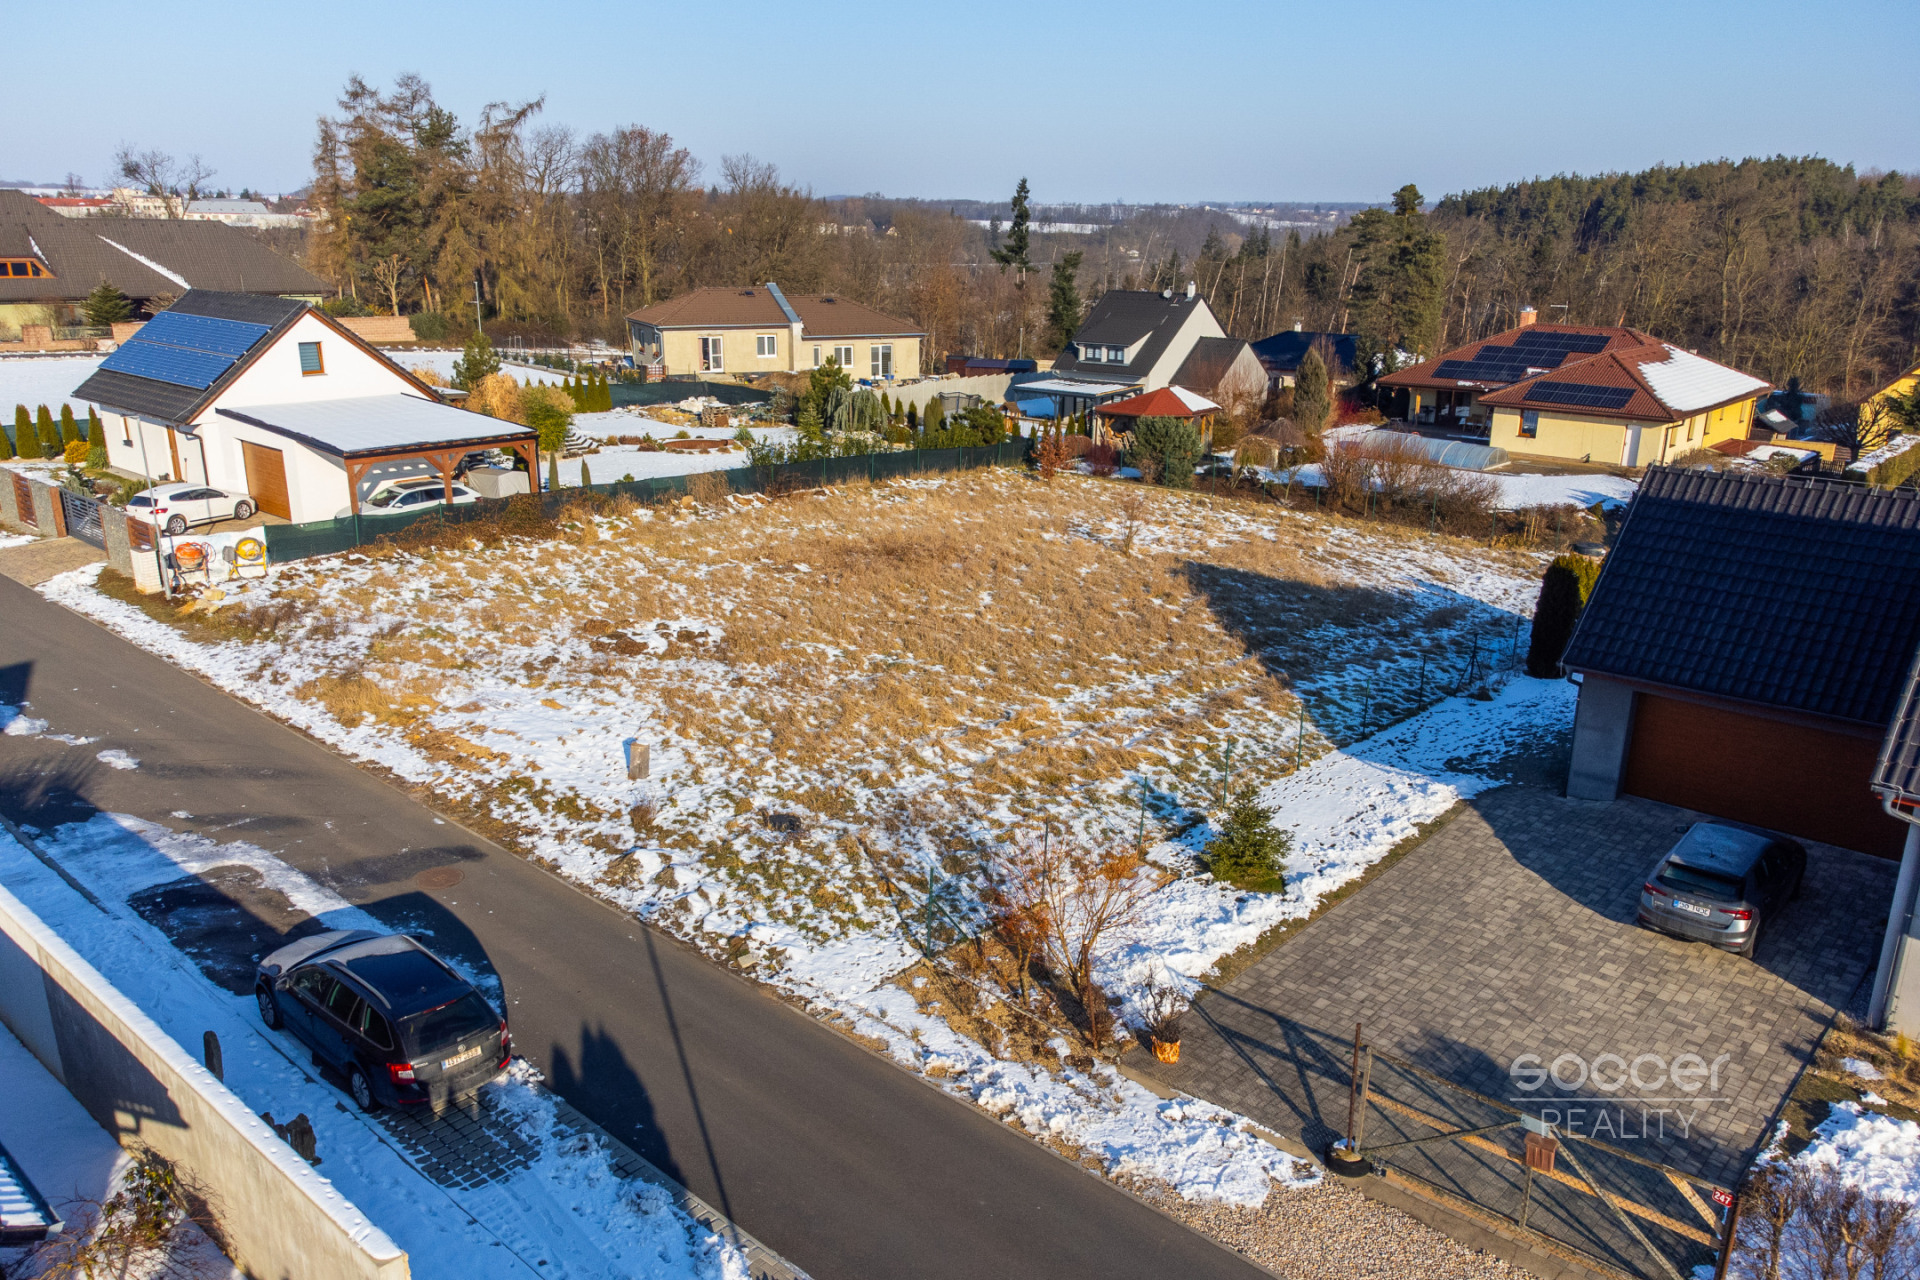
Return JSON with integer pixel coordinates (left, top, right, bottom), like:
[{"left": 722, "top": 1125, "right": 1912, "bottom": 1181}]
[
  {"left": 100, "top": 311, "right": 273, "bottom": 390},
  {"left": 1433, "top": 329, "right": 1614, "bottom": 384},
  {"left": 1524, "top": 381, "right": 1636, "bottom": 411}
]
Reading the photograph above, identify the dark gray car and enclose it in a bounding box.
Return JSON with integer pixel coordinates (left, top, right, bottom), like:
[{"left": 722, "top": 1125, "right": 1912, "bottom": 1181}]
[
  {"left": 255, "top": 930, "right": 509, "bottom": 1110},
  {"left": 1637, "top": 821, "right": 1806, "bottom": 957}
]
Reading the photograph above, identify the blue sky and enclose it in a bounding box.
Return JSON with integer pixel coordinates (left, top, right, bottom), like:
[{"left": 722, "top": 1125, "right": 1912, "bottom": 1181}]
[{"left": 17, "top": 0, "right": 1917, "bottom": 204}]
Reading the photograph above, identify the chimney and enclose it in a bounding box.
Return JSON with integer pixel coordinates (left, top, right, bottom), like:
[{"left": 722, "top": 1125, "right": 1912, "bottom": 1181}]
[
  {"left": 1519, "top": 305, "right": 1538, "bottom": 327},
  {"left": 1292, "top": 318, "right": 1303, "bottom": 332},
  {"left": 1162, "top": 288, "right": 1173, "bottom": 299},
  {"left": 1185, "top": 281, "right": 1196, "bottom": 300}
]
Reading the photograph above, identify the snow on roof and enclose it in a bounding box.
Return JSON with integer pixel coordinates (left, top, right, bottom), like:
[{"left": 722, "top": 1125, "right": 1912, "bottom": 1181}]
[
  {"left": 1847, "top": 431, "right": 1920, "bottom": 474},
  {"left": 1015, "top": 378, "right": 1137, "bottom": 397},
  {"left": 216, "top": 395, "right": 534, "bottom": 457},
  {"left": 1635, "top": 345, "right": 1769, "bottom": 414},
  {"left": 1168, "top": 385, "right": 1221, "bottom": 413}
]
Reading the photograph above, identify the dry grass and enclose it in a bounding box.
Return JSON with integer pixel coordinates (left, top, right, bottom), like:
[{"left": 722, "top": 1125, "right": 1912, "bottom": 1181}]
[{"left": 166, "top": 470, "right": 1545, "bottom": 949}]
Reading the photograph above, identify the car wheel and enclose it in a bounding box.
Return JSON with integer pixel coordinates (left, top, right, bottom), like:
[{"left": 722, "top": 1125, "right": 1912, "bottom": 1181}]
[
  {"left": 347, "top": 1066, "right": 379, "bottom": 1112},
  {"left": 256, "top": 985, "right": 282, "bottom": 1029},
  {"left": 1737, "top": 919, "right": 1760, "bottom": 958},
  {"left": 165, "top": 515, "right": 188, "bottom": 535},
  {"left": 233, "top": 500, "right": 256, "bottom": 520}
]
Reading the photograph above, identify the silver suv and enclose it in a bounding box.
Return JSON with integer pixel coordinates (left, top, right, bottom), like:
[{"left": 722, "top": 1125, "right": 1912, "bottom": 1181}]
[{"left": 1637, "top": 822, "right": 1806, "bottom": 958}]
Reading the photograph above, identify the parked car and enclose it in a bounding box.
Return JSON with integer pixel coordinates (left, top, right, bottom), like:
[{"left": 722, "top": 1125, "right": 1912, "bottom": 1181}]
[
  {"left": 1636, "top": 821, "right": 1806, "bottom": 957},
  {"left": 126, "top": 482, "right": 256, "bottom": 535},
  {"left": 356, "top": 477, "right": 483, "bottom": 514},
  {"left": 255, "top": 930, "right": 510, "bottom": 1110}
]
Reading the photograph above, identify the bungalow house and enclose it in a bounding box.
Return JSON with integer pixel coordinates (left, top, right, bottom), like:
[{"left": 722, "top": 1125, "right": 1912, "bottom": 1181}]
[
  {"left": 0, "top": 189, "right": 326, "bottom": 342},
  {"left": 1249, "top": 327, "right": 1359, "bottom": 393},
  {"left": 1379, "top": 316, "right": 1768, "bottom": 464},
  {"left": 1018, "top": 284, "right": 1229, "bottom": 420},
  {"left": 1562, "top": 467, "right": 1920, "bottom": 858},
  {"left": 624, "top": 283, "right": 924, "bottom": 381},
  {"left": 74, "top": 290, "right": 537, "bottom": 523}
]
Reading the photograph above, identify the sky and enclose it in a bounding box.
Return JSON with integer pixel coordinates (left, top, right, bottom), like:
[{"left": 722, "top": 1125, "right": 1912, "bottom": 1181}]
[{"left": 13, "top": 0, "right": 1917, "bottom": 206}]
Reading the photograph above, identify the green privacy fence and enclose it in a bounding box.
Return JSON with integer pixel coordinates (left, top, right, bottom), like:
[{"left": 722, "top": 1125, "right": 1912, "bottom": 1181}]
[{"left": 262, "top": 439, "right": 1034, "bottom": 564}]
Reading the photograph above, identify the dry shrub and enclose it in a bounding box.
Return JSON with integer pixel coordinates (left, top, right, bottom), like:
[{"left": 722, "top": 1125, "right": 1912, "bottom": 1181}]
[
  {"left": 987, "top": 832, "right": 1158, "bottom": 1049},
  {"left": 1085, "top": 441, "right": 1119, "bottom": 476},
  {"left": 409, "top": 364, "right": 448, "bottom": 388},
  {"left": 297, "top": 672, "right": 388, "bottom": 725},
  {"left": 466, "top": 373, "right": 525, "bottom": 423},
  {"left": 1035, "top": 430, "right": 1076, "bottom": 483},
  {"left": 1234, "top": 437, "right": 1280, "bottom": 472},
  {"left": 686, "top": 471, "right": 730, "bottom": 504},
  {"left": 1736, "top": 1162, "right": 1920, "bottom": 1278},
  {"left": 1320, "top": 437, "right": 1498, "bottom": 529}
]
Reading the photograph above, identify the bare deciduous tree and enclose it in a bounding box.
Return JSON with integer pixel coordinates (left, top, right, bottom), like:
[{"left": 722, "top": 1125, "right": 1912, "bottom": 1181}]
[{"left": 114, "top": 146, "right": 216, "bottom": 218}]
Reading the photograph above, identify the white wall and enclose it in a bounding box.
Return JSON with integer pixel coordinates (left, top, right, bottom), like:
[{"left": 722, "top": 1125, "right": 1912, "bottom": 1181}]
[
  {"left": 1143, "top": 304, "right": 1228, "bottom": 391},
  {"left": 214, "top": 315, "right": 420, "bottom": 410}
]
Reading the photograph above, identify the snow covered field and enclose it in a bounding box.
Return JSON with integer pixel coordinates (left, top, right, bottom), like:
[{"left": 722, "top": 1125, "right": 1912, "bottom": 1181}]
[
  {"left": 0, "top": 798, "right": 748, "bottom": 1280},
  {"left": 0, "top": 355, "right": 110, "bottom": 418},
  {"left": 39, "top": 470, "right": 1568, "bottom": 1207},
  {"left": 1270, "top": 462, "right": 1637, "bottom": 511}
]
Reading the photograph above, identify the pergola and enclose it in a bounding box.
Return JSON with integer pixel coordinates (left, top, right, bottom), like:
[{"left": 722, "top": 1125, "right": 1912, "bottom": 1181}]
[
  {"left": 217, "top": 395, "right": 540, "bottom": 513},
  {"left": 1089, "top": 385, "right": 1222, "bottom": 448}
]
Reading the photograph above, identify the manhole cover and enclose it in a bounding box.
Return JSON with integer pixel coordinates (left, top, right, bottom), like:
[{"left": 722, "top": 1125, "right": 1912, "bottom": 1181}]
[{"left": 415, "top": 867, "right": 465, "bottom": 890}]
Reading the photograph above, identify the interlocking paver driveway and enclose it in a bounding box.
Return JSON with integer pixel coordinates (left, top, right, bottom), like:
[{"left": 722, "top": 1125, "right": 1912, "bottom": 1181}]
[{"left": 1146, "top": 786, "right": 1895, "bottom": 1275}]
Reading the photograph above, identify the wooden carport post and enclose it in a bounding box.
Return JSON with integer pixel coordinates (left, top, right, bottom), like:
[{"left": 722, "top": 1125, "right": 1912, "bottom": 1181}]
[{"left": 508, "top": 438, "right": 541, "bottom": 492}]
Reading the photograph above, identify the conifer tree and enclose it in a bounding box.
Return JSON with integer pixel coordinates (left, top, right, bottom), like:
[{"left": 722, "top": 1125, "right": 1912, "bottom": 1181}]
[
  {"left": 1206, "top": 785, "right": 1292, "bottom": 893},
  {"left": 59, "top": 404, "right": 79, "bottom": 445},
  {"left": 1293, "top": 349, "right": 1332, "bottom": 437},
  {"left": 87, "top": 409, "right": 106, "bottom": 467},
  {"left": 35, "top": 406, "right": 58, "bottom": 455},
  {"left": 925, "top": 397, "right": 946, "bottom": 434},
  {"left": 580, "top": 459, "right": 592, "bottom": 489},
  {"left": 548, "top": 453, "right": 560, "bottom": 492},
  {"left": 0, "top": 411, "right": 15, "bottom": 460},
  {"left": 15, "top": 406, "right": 41, "bottom": 459},
  {"left": 906, "top": 402, "right": 918, "bottom": 431}
]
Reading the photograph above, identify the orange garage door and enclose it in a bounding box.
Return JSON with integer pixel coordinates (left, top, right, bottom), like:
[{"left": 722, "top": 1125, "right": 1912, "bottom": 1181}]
[
  {"left": 240, "top": 441, "right": 291, "bottom": 520},
  {"left": 1623, "top": 693, "right": 1904, "bottom": 857}
]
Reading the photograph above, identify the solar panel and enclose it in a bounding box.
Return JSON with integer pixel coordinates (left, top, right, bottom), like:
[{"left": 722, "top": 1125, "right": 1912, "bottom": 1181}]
[
  {"left": 100, "top": 311, "right": 273, "bottom": 390},
  {"left": 1524, "top": 381, "right": 1635, "bottom": 410}
]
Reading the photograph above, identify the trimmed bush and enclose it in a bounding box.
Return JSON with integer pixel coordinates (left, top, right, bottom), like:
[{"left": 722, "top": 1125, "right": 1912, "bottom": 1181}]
[
  {"left": 408, "top": 311, "right": 450, "bottom": 343},
  {"left": 87, "top": 409, "right": 107, "bottom": 468},
  {"left": 1525, "top": 553, "right": 1604, "bottom": 678},
  {"left": 59, "top": 404, "right": 79, "bottom": 445}
]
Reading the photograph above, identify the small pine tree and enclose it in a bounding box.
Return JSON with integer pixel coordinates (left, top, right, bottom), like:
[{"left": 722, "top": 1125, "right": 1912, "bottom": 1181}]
[
  {"left": 59, "top": 404, "right": 79, "bottom": 445},
  {"left": 1132, "top": 415, "right": 1203, "bottom": 489},
  {"left": 580, "top": 459, "right": 592, "bottom": 489},
  {"left": 599, "top": 374, "right": 613, "bottom": 412},
  {"left": 11, "top": 406, "right": 30, "bottom": 459},
  {"left": 797, "top": 402, "right": 825, "bottom": 441},
  {"left": 1206, "top": 785, "right": 1292, "bottom": 893},
  {"left": 0, "top": 414, "right": 14, "bottom": 460},
  {"left": 925, "top": 397, "right": 946, "bottom": 433},
  {"left": 1525, "top": 554, "right": 1604, "bottom": 678},
  {"left": 35, "top": 405, "right": 58, "bottom": 456},
  {"left": 82, "top": 282, "right": 134, "bottom": 327},
  {"left": 547, "top": 453, "right": 560, "bottom": 492},
  {"left": 905, "top": 402, "right": 919, "bottom": 431},
  {"left": 451, "top": 331, "right": 501, "bottom": 390},
  {"left": 1293, "top": 348, "right": 1332, "bottom": 437},
  {"left": 87, "top": 409, "right": 106, "bottom": 468}
]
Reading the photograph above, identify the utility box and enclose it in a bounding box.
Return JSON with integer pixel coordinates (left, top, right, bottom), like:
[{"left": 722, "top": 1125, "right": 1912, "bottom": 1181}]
[{"left": 466, "top": 466, "right": 530, "bottom": 499}]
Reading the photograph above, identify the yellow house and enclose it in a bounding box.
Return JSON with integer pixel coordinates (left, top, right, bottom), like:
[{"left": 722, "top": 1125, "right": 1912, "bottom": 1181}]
[
  {"left": 1865, "top": 359, "right": 1920, "bottom": 423},
  {"left": 1476, "top": 343, "right": 1768, "bottom": 466},
  {"left": 625, "top": 282, "right": 924, "bottom": 381}
]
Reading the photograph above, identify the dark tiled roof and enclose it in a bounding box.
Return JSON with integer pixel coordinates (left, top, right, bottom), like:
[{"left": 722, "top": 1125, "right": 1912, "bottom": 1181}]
[
  {"left": 1052, "top": 290, "right": 1208, "bottom": 382},
  {"left": 1564, "top": 468, "right": 1920, "bottom": 726},
  {"left": 1379, "top": 323, "right": 1656, "bottom": 391},
  {"left": 1250, "top": 330, "right": 1358, "bottom": 377},
  {"left": 72, "top": 288, "right": 311, "bottom": 423},
  {"left": 0, "top": 189, "right": 325, "bottom": 304},
  {"left": 1874, "top": 652, "right": 1920, "bottom": 809}
]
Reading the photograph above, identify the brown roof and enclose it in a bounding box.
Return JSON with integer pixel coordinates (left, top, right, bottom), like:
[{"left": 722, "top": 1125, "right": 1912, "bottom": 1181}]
[
  {"left": 1171, "top": 337, "right": 1254, "bottom": 396},
  {"left": 1477, "top": 343, "right": 1767, "bottom": 424},
  {"left": 0, "top": 189, "right": 325, "bottom": 304},
  {"left": 625, "top": 285, "right": 922, "bottom": 338},
  {"left": 1378, "top": 323, "right": 1657, "bottom": 391}
]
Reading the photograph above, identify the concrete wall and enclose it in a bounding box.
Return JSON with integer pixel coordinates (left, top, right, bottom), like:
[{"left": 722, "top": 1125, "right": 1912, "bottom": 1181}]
[
  {"left": 1566, "top": 675, "right": 1637, "bottom": 801},
  {"left": 337, "top": 317, "right": 417, "bottom": 345},
  {"left": 0, "top": 880, "right": 408, "bottom": 1280}
]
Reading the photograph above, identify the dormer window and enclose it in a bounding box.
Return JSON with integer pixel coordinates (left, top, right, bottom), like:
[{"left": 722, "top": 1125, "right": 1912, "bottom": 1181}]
[{"left": 1, "top": 258, "right": 52, "bottom": 278}]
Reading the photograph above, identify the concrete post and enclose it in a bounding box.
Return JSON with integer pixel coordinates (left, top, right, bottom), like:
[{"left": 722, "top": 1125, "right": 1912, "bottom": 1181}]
[
  {"left": 1876, "top": 824, "right": 1920, "bottom": 1033},
  {"left": 1566, "top": 676, "right": 1637, "bottom": 801}
]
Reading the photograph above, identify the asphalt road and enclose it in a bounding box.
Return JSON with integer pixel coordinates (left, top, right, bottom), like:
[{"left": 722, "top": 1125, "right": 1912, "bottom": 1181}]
[{"left": 0, "top": 573, "right": 1266, "bottom": 1280}]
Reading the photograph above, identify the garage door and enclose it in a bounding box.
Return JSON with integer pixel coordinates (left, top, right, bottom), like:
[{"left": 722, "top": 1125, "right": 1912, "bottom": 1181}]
[
  {"left": 1623, "top": 693, "right": 1905, "bottom": 857},
  {"left": 240, "top": 441, "right": 291, "bottom": 520}
]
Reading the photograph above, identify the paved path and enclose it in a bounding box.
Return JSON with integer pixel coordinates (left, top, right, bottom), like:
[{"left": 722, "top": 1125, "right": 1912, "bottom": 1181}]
[
  {"left": 0, "top": 574, "right": 1264, "bottom": 1280},
  {"left": 1144, "top": 786, "right": 1892, "bottom": 1277},
  {"left": 0, "top": 536, "right": 104, "bottom": 586}
]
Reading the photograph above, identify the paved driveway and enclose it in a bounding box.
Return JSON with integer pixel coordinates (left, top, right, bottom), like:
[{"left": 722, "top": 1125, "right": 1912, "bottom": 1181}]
[{"left": 1144, "top": 786, "right": 1895, "bottom": 1274}]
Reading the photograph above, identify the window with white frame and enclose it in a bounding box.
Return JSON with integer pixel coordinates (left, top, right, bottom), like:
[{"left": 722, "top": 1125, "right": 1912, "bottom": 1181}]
[
  {"left": 701, "top": 336, "right": 724, "bottom": 372},
  {"left": 1106, "top": 345, "right": 1127, "bottom": 364},
  {"left": 833, "top": 345, "right": 854, "bottom": 368},
  {"left": 871, "top": 344, "right": 893, "bottom": 378},
  {"left": 756, "top": 334, "right": 778, "bottom": 358}
]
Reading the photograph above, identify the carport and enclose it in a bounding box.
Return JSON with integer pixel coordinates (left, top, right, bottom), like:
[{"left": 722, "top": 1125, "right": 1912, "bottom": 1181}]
[{"left": 215, "top": 395, "right": 540, "bottom": 516}]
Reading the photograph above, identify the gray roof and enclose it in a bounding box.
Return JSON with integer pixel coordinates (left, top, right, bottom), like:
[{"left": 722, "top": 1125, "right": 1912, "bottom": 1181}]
[
  {"left": 73, "top": 288, "right": 309, "bottom": 421},
  {"left": 1172, "top": 336, "right": 1254, "bottom": 395},
  {"left": 1874, "top": 650, "right": 1920, "bottom": 812},
  {"left": 1563, "top": 467, "right": 1920, "bottom": 727},
  {"left": 216, "top": 395, "right": 535, "bottom": 457},
  {"left": 0, "top": 189, "right": 325, "bottom": 304},
  {"left": 1051, "top": 290, "right": 1207, "bottom": 383}
]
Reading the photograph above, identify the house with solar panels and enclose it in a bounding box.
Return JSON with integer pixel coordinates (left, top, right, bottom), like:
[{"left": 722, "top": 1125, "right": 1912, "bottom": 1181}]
[
  {"left": 1379, "top": 314, "right": 1770, "bottom": 466},
  {"left": 74, "top": 290, "right": 539, "bottom": 523}
]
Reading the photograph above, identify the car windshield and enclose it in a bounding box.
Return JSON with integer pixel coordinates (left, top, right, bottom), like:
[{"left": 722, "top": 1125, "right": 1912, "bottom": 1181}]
[
  {"left": 365, "top": 487, "right": 418, "bottom": 509},
  {"left": 1658, "top": 862, "right": 1744, "bottom": 901},
  {"left": 402, "top": 992, "right": 497, "bottom": 1056}
]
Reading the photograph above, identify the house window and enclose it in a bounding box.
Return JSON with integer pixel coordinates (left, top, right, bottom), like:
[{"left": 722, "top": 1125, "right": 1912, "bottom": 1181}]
[
  {"left": 1, "top": 259, "right": 52, "bottom": 278},
  {"left": 756, "top": 334, "right": 778, "bottom": 358},
  {"left": 1519, "top": 410, "right": 1539, "bottom": 439},
  {"left": 813, "top": 345, "right": 822, "bottom": 366},
  {"left": 298, "top": 342, "right": 325, "bottom": 375},
  {"left": 701, "top": 336, "right": 724, "bottom": 372},
  {"left": 1106, "top": 345, "right": 1127, "bottom": 363},
  {"left": 833, "top": 345, "right": 853, "bottom": 369},
  {"left": 871, "top": 344, "right": 893, "bottom": 378}
]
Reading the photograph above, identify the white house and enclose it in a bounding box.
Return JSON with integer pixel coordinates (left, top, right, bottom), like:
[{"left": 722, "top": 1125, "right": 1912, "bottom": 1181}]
[
  {"left": 1014, "top": 283, "right": 1236, "bottom": 420},
  {"left": 75, "top": 291, "right": 538, "bottom": 523}
]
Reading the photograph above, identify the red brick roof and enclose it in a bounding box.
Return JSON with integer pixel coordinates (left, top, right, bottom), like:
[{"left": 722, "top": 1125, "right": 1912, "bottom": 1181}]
[
  {"left": 1095, "top": 387, "right": 1211, "bottom": 418},
  {"left": 1478, "top": 343, "right": 1767, "bottom": 423}
]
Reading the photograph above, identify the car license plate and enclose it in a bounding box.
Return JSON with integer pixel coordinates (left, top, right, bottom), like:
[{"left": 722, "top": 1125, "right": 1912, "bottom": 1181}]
[
  {"left": 441, "top": 1045, "right": 482, "bottom": 1070},
  {"left": 1672, "top": 898, "right": 1712, "bottom": 917}
]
